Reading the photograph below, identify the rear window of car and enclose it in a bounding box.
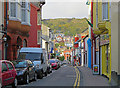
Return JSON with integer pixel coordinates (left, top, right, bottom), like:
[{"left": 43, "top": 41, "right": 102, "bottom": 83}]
[
  {"left": 6, "top": 62, "right": 14, "bottom": 70},
  {"left": 49, "top": 60, "right": 55, "bottom": 63},
  {"left": 18, "top": 52, "right": 42, "bottom": 61},
  {"left": 15, "top": 61, "right": 27, "bottom": 68},
  {"left": 2, "top": 63, "right": 8, "bottom": 72}
]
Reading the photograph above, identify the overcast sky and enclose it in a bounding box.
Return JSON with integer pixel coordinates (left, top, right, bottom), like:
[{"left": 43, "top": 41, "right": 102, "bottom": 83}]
[{"left": 42, "top": 0, "right": 89, "bottom": 19}]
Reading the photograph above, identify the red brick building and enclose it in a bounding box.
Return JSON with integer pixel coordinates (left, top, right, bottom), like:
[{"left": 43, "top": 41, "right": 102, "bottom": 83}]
[{"left": 2, "top": 2, "right": 31, "bottom": 60}]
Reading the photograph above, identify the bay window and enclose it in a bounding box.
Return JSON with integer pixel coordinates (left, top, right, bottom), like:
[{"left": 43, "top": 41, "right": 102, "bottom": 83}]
[
  {"left": 21, "top": 2, "right": 30, "bottom": 25},
  {"left": 10, "top": 2, "right": 16, "bottom": 17},
  {"left": 9, "top": 0, "right": 30, "bottom": 25}
]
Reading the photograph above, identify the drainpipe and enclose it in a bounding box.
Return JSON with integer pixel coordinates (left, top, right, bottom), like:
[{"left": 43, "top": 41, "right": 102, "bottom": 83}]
[
  {"left": 5, "top": 1, "right": 8, "bottom": 60},
  {"left": 91, "top": 0, "right": 93, "bottom": 69}
]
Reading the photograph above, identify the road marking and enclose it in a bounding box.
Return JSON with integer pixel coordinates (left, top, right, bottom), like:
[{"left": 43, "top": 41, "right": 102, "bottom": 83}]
[
  {"left": 73, "top": 66, "right": 80, "bottom": 88},
  {"left": 74, "top": 67, "right": 78, "bottom": 88}
]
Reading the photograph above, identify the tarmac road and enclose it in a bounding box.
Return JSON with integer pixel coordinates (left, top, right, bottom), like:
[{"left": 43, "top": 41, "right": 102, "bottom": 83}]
[{"left": 17, "top": 64, "right": 80, "bottom": 88}]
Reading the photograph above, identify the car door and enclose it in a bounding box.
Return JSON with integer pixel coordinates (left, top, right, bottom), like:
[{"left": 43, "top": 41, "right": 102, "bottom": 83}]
[
  {"left": 2, "top": 62, "right": 9, "bottom": 86},
  {"left": 6, "top": 62, "right": 15, "bottom": 84}
]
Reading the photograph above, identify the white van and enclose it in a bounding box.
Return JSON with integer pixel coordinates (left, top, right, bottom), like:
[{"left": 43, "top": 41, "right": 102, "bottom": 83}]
[{"left": 18, "top": 47, "right": 48, "bottom": 79}]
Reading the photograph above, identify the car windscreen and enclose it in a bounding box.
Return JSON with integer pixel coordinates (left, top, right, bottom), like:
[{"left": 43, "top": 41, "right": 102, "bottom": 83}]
[
  {"left": 18, "top": 52, "right": 42, "bottom": 61},
  {"left": 15, "top": 61, "right": 27, "bottom": 68},
  {"left": 49, "top": 60, "right": 55, "bottom": 63}
]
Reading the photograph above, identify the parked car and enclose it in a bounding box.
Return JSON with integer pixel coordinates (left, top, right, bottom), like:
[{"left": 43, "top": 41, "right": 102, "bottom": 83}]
[
  {"left": 15, "top": 60, "right": 37, "bottom": 84},
  {"left": 18, "top": 47, "right": 48, "bottom": 79},
  {"left": 56, "top": 59, "right": 61, "bottom": 68},
  {"left": 0, "top": 60, "right": 17, "bottom": 88},
  {"left": 49, "top": 59, "right": 59, "bottom": 70}
]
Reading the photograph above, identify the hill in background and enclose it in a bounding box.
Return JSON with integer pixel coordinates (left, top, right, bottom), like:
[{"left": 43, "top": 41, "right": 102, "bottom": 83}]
[{"left": 42, "top": 18, "right": 88, "bottom": 36}]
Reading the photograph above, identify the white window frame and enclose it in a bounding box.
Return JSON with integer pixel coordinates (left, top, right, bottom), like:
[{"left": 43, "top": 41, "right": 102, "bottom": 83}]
[
  {"left": 37, "top": 31, "right": 41, "bottom": 44},
  {"left": 9, "top": 1, "right": 17, "bottom": 20},
  {"left": 102, "top": 1, "right": 108, "bottom": 21},
  {"left": 21, "top": 1, "right": 30, "bottom": 25},
  {"left": 37, "top": 11, "right": 41, "bottom": 25},
  {"left": 109, "top": 2, "right": 111, "bottom": 21},
  {"left": 9, "top": 0, "right": 22, "bottom": 21}
]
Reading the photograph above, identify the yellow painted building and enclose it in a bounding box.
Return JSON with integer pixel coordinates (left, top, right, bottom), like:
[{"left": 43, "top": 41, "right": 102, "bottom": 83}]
[{"left": 92, "top": 0, "right": 111, "bottom": 81}]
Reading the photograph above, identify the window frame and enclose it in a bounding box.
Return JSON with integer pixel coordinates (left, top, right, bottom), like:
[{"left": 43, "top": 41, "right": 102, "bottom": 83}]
[
  {"left": 2, "top": 62, "right": 8, "bottom": 73},
  {"left": 102, "top": 1, "right": 108, "bottom": 21},
  {"left": 96, "top": 0, "right": 98, "bottom": 28},
  {"left": 37, "top": 31, "right": 41, "bottom": 44},
  {"left": 21, "top": 1, "right": 31, "bottom": 25},
  {"left": 6, "top": 62, "right": 14, "bottom": 71}
]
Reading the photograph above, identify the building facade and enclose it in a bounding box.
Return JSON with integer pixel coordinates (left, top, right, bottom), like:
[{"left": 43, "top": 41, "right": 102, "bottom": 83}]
[
  {"left": 92, "top": 0, "right": 111, "bottom": 82},
  {"left": 2, "top": 1, "right": 31, "bottom": 60},
  {"left": 111, "top": 2, "right": 120, "bottom": 85},
  {"left": 0, "top": 2, "right": 4, "bottom": 60},
  {"left": 28, "top": 3, "right": 41, "bottom": 48}
]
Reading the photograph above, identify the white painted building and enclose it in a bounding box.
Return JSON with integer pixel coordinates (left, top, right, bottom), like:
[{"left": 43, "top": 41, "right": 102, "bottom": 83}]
[{"left": 111, "top": 2, "right": 120, "bottom": 85}]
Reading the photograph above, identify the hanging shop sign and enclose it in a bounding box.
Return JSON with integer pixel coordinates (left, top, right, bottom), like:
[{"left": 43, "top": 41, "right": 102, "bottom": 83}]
[
  {"left": 56, "top": 36, "right": 63, "bottom": 42},
  {"left": 100, "top": 34, "right": 109, "bottom": 46},
  {"left": 93, "top": 65, "right": 99, "bottom": 75}
]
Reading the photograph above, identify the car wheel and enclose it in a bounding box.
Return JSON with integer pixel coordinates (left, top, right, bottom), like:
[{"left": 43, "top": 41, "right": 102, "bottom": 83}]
[
  {"left": 12, "top": 77, "right": 17, "bottom": 88},
  {"left": 39, "top": 71, "right": 43, "bottom": 79},
  {"left": 48, "top": 68, "right": 50, "bottom": 74},
  {"left": 34, "top": 73, "right": 37, "bottom": 81},
  {"left": 25, "top": 75, "right": 29, "bottom": 84},
  {"left": 50, "top": 69, "right": 52, "bottom": 73},
  {"left": 44, "top": 71, "right": 47, "bottom": 76}
]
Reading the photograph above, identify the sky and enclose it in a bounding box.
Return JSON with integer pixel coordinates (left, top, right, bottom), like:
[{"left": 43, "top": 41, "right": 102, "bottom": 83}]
[{"left": 42, "top": 0, "right": 89, "bottom": 19}]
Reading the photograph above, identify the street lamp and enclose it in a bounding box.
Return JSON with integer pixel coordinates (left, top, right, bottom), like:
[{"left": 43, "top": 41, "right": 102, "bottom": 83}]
[{"left": 38, "top": 1, "right": 45, "bottom": 48}]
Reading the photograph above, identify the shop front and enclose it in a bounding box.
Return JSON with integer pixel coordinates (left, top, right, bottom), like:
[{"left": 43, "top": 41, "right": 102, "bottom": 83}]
[{"left": 100, "top": 34, "right": 110, "bottom": 78}]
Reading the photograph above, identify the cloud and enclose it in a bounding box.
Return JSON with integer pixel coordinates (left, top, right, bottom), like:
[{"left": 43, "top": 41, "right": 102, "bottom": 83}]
[{"left": 43, "top": 1, "right": 88, "bottom": 19}]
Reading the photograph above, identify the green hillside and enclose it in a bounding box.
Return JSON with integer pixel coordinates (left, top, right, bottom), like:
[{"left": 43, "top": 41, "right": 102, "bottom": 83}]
[{"left": 42, "top": 18, "right": 88, "bottom": 36}]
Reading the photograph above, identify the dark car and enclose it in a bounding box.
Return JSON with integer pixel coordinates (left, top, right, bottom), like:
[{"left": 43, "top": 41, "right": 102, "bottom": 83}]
[{"left": 15, "top": 60, "right": 37, "bottom": 84}]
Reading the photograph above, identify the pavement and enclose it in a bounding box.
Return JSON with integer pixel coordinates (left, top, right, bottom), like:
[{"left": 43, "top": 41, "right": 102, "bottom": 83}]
[{"left": 78, "top": 66, "right": 110, "bottom": 86}]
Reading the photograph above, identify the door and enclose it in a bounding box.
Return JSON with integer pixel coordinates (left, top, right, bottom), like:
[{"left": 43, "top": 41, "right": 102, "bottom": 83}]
[
  {"left": 6, "top": 62, "right": 15, "bottom": 84},
  {"left": 2, "top": 62, "right": 9, "bottom": 86}
]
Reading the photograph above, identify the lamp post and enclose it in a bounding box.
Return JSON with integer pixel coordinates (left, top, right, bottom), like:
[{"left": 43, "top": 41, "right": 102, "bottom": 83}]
[{"left": 38, "top": 1, "right": 45, "bottom": 48}]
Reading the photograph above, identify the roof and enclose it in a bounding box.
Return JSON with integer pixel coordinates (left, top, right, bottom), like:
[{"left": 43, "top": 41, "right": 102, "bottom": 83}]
[{"left": 20, "top": 47, "right": 43, "bottom": 53}]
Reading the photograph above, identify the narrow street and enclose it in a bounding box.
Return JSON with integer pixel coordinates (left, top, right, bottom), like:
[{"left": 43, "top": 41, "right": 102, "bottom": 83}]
[
  {"left": 18, "top": 64, "right": 78, "bottom": 87},
  {"left": 0, "top": 0, "right": 120, "bottom": 87}
]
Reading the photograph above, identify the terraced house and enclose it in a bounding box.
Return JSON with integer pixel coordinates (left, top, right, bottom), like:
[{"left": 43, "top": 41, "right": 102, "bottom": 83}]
[
  {"left": 1, "top": 0, "right": 45, "bottom": 61},
  {"left": 92, "top": 0, "right": 120, "bottom": 85},
  {"left": 2, "top": 1, "right": 31, "bottom": 60}
]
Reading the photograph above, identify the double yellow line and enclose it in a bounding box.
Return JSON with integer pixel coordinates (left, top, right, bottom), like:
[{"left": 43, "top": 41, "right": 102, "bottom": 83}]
[{"left": 73, "top": 66, "right": 80, "bottom": 88}]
